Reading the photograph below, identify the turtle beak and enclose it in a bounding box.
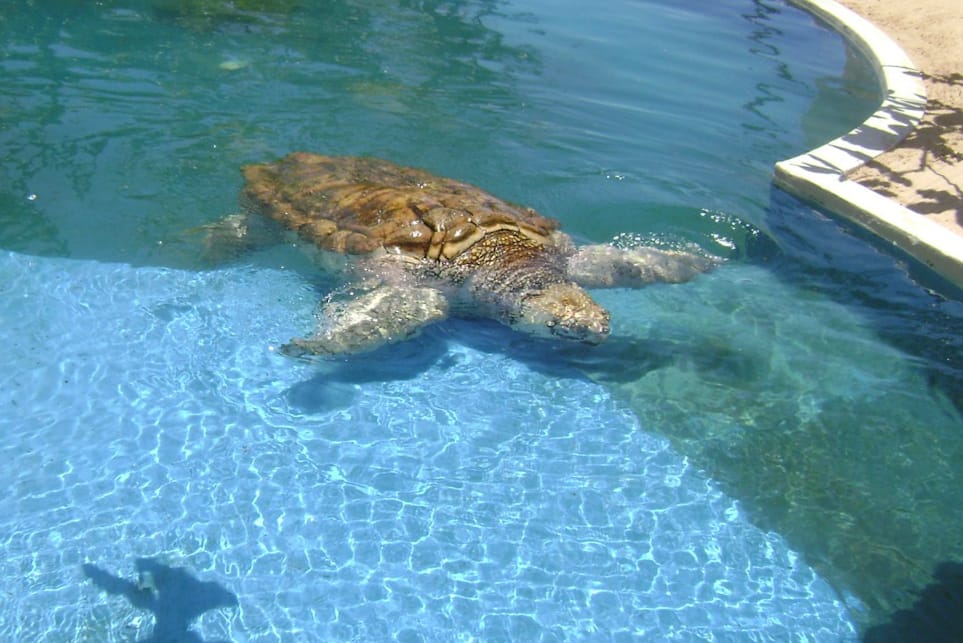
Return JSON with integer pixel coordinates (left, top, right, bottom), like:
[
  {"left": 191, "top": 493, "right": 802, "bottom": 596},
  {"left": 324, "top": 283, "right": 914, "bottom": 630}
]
[
  {"left": 549, "top": 308, "right": 610, "bottom": 344},
  {"left": 579, "top": 316, "right": 610, "bottom": 344},
  {"left": 517, "top": 283, "right": 611, "bottom": 345}
]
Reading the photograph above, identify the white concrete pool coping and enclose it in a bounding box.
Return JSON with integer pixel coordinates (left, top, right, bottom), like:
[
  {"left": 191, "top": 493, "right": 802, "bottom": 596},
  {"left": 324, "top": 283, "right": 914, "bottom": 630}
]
[{"left": 775, "top": 0, "right": 963, "bottom": 287}]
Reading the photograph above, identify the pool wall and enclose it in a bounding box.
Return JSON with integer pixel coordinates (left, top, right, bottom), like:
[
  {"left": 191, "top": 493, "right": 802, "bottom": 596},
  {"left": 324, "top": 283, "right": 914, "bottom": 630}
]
[{"left": 775, "top": 0, "right": 963, "bottom": 286}]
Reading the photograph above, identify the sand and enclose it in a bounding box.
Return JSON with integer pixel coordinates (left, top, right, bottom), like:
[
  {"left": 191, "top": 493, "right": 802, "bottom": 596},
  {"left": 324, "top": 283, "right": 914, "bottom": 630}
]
[{"left": 831, "top": 0, "right": 963, "bottom": 234}]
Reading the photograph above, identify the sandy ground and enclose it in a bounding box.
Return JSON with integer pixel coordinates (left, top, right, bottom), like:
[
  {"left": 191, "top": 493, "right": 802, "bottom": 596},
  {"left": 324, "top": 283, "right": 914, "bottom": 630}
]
[{"left": 832, "top": 0, "right": 963, "bottom": 234}]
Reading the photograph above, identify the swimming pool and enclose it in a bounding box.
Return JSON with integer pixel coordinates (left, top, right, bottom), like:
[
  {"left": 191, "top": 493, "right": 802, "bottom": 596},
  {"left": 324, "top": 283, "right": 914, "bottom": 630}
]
[{"left": 2, "top": 0, "right": 961, "bottom": 640}]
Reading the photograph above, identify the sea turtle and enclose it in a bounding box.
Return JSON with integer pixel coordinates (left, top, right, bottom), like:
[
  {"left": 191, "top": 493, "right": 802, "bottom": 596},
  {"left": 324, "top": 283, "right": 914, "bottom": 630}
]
[{"left": 205, "top": 152, "right": 717, "bottom": 356}]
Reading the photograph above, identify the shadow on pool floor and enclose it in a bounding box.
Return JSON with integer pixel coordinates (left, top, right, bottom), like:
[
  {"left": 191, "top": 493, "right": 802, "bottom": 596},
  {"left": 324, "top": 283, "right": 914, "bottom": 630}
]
[
  {"left": 82, "top": 558, "right": 237, "bottom": 643},
  {"left": 862, "top": 560, "right": 963, "bottom": 642}
]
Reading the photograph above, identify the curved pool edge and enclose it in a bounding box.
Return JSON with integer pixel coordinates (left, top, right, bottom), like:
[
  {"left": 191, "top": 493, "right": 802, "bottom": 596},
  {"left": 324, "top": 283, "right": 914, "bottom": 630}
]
[{"left": 774, "top": 0, "right": 963, "bottom": 287}]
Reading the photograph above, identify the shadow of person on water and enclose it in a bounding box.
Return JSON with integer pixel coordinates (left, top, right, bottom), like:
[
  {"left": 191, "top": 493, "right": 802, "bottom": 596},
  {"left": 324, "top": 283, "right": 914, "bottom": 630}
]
[{"left": 82, "top": 558, "right": 237, "bottom": 643}]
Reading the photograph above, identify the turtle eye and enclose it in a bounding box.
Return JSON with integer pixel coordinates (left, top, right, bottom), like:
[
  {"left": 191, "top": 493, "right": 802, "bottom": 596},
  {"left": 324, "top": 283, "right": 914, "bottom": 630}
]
[{"left": 545, "top": 320, "right": 556, "bottom": 328}]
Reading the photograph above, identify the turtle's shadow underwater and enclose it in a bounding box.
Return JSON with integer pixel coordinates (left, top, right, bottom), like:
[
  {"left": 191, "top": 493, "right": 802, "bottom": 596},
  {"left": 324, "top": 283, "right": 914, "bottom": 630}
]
[
  {"left": 283, "top": 326, "right": 453, "bottom": 413},
  {"left": 197, "top": 151, "right": 725, "bottom": 411},
  {"left": 82, "top": 558, "right": 237, "bottom": 643},
  {"left": 280, "top": 314, "right": 690, "bottom": 415}
]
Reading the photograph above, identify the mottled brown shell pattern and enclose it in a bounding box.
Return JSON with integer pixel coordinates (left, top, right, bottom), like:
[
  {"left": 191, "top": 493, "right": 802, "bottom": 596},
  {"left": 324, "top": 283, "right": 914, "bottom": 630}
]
[{"left": 241, "top": 152, "right": 560, "bottom": 259}]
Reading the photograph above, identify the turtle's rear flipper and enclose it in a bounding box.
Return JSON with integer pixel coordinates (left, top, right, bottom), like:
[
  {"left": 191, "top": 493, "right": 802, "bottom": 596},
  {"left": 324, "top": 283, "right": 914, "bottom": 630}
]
[
  {"left": 282, "top": 285, "right": 449, "bottom": 357},
  {"left": 567, "top": 244, "right": 719, "bottom": 288},
  {"left": 194, "top": 212, "right": 281, "bottom": 265}
]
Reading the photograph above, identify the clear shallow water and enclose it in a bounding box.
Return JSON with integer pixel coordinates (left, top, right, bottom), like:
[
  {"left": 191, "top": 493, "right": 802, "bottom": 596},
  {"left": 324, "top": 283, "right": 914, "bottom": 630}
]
[
  {"left": 2, "top": 0, "right": 962, "bottom": 640},
  {"left": 1, "top": 252, "right": 857, "bottom": 640}
]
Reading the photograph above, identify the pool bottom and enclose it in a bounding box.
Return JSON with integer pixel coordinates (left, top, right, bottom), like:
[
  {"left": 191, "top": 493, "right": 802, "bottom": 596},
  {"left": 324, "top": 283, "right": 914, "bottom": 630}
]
[{"left": 0, "top": 251, "right": 857, "bottom": 640}]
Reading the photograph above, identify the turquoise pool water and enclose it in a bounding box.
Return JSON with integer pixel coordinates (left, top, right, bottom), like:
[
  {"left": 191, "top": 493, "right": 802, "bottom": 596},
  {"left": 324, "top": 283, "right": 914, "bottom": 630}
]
[{"left": 2, "top": 0, "right": 962, "bottom": 640}]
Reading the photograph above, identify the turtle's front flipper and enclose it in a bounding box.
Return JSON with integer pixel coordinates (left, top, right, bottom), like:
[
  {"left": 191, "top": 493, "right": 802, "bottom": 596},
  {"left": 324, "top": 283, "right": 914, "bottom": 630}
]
[
  {"left": 567, "top": 244, "right": 718, "bottom": 288},
  {"left": 282, "top": 285, "right": 449, "bottom": 357}
]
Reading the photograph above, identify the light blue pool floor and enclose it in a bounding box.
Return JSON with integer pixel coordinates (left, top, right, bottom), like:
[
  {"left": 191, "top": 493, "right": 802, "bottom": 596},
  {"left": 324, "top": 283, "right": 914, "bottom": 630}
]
[{"left": 0, "top": 250, "right": 859, "bottom": 641}]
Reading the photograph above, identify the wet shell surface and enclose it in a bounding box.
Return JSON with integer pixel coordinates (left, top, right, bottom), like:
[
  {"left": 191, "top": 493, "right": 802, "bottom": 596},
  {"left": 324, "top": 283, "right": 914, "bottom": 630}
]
[{"left": 241, "top": 152, "right": 560, "bottom": 260}]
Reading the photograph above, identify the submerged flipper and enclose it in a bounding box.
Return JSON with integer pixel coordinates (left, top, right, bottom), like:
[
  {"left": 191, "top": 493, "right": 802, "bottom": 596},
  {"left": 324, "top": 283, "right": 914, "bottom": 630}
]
[
  {"left": 282, "top": 285, "right": 449, "bottom": 357},
  {"left": 195, "top": 212, "right": 281, "bottom": 264},
  {"left": 566, "top": 244, "right": 718, "bottom": 288}
]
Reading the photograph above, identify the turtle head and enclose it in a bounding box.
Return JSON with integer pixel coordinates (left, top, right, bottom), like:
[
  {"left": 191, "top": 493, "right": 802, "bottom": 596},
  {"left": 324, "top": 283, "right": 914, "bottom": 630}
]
[{"left": 514, "top": 282, "right": 610, "bottom": 344}]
